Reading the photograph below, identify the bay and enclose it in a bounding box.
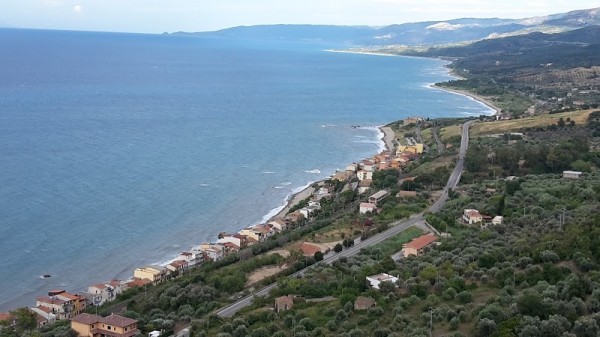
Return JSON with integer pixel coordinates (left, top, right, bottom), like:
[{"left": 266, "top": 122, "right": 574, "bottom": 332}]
[{"left": 0, "top": 28, "right": 492, "bottom": 309}]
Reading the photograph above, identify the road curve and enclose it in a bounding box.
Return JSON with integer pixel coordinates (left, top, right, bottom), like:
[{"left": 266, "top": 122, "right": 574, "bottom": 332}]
[{"left": 215, "top": 120, "right": 474, "bottom": 318}]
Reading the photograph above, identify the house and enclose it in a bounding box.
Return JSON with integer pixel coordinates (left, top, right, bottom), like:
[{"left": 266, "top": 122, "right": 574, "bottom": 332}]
[
  {"left": 52, "top": 291, "right": 87, "bottom": 316},
  {"left": 356, "top": 170, "right": 373, "bottom": 181},
  {"left": 368, "top": 190, "right": 389, "bottom": 206},
  {"left": 563, "top": 170, "right": 582, "bottom": 179},
  {"left": 30, "top": 307, "right": 56, "bottom": 327},
  {"left": 178, "top": 250, "right": 204, "bottom": 266},
  {"left": 492, "top": 216, "right": 504, "bottom": 225},
  {"left": 274, "top": 296, "right": 294, "bottom": 313},
  {"left": 366, "top": 273, "right": 398, "bottom": 290},
  {"left": 199, "top": 243, "right": 225, "bottom": 261},
  {"left": 126, "top": 278, "right": 151, "bottom": 288},
  {"left": 285, "top": 211, "right": 304, "bottom": 224},
  {"left": 133, "top": 266, "right": 168, "bottom": 284},
  {"left": 463, "top": 209, "right": 483, "bottom": 225},
  {"left": 218, "top": 233, "right": 248, "bottom": 249},
  {"left": 378, "top": 161, "right": 389, "bottom": 170},
  {"left": 354, "top": 296, "right": 376, "bottom": 310},
  {"left": 36, "top": 291, "right": 79, "bottom": 320},
  {"left": 397, "top": 144, "right": 424, "bottom": 154},
  {"left": 346, "top": 163, "right": 358, "bottom": 172},
  {"left": 359, "top": 202, "right": 376, "bottom": 214},
  {"left": 403, "top": 234, "right": 438, "bottom": 257},
  {"left": 86, "top": 284, "right": 113, "bottom": 306},
  {"left": 358, "top": 179, "right": 373, "bottom": 194},
  {"left": 71, "top": 313, "right": 139, "bottom": 337},
  {"left": 403, "top": 116, "right": 422, "bottom": 125},
  {"left": 222, "top": 242, "right": 240, "bottom": 253},
  {"left": 268, "top": 218, "right": 288, "bottom": 231},
  {"left": 166, "top": 260, "right": 188, "bottom": 274}
]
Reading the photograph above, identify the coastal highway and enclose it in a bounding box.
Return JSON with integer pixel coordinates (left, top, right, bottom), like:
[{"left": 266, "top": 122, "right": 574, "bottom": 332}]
[{"left": 215, "top": 120, "right": 474, "bottom": 318}]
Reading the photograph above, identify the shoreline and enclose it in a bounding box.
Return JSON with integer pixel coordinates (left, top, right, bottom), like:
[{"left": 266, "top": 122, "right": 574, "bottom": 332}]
[
  {"left": 1, "top": 51, "right": 488, "bottom": 312},
  {"left": 432, "top": 84, "right": 501, "bottom": 116},
  {"left": 267, "top": 125, "right": 393, "bottom": 222}
]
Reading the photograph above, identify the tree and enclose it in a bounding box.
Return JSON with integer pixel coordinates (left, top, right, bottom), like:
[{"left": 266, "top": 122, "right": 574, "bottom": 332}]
[
  {"left": 314, "top": 251, "right": 324, "bottom": 262},
  {"left": 334, "top": 243, "right": 343, "bottom": 253},
  {"left": 11, "top": 308, "right": 36, "bottom": 334}
]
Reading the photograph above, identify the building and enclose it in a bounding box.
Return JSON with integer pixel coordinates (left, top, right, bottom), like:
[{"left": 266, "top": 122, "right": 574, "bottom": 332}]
[
  {"left": 354, "top": 296, "right": 376, "bottom": 310},
  {"left": 368, "top": 190, "right": 389, "bottom": 206},
  {"left": 356, "top": 170, "right": 373, "bottom": 181},
  {"left": 366, "top": 273, "right": 398, "bottom": 290},
  {"left": 397, "top": 144, "right": 424, "bottom": 155},
  {"left": 463, "top": 209, "right": 483, "bottom": 225},
  {"left": 358, "top": 179, "right": 373, "bottom": 194},
  {"left": 403, "top": 116, "right": 422, "bottom": 125},
  {"left": 563, "top": 170, "right": 583, "bottom": 179},
  {"left": 492, "top": 216, "right": 504, "bottom": 225},
  {"left": 133, "top": 266, "right": 168, "bottom": 284},
  {"left": 30, "top": 307, "right": 56, "bottom": 327},
  {"left": 274, "top": 296, "right": 294, "bottom": 313},
  {"left": 86, "top": 284, "right": 113, "bottom": 306},
  {"left": 268, "top": 218, "right": 289, "bottom": 231},
  {"left": 71, "top": 313, "right": 139, "bottom": 337},
  {"left": 359, "top": 202, "right": 376, "bottom": 214},
  {"left": 166, "top": 260, "right": 188, "bottom": 274},
  {"left": 403, "top": 234, "right": 438, "bottom": 257},
  {"left": 199, "top": 243, "right": 225, "bottom": 261},
  {"left": 218, "top": 233, "right": 249, "bottom": 249},
  {"left": 35, "top": 295, "right": 74, "bottom": 320}
]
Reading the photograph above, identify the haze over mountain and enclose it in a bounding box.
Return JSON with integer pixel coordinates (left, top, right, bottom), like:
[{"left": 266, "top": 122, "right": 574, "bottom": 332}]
[{"left": 174, "top": 7, "right": 600, "bottom": 46}]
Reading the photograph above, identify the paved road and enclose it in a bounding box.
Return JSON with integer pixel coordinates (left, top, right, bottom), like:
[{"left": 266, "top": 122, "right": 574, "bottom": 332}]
[{"left": 215, "top": 120, "right": 475, "bottom": 318}]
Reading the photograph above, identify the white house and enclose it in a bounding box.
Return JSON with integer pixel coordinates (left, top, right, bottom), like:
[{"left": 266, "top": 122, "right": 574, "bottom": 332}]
[
  {"left": 357, "top": 170, "right": 373, "bottom": 181},
  {"left": 492, "top": 216, "right": 504, "bottom": 225},
  {"left": 366, "top": 273, "right": 398, "bottom": 290},
  {"left": 268, "top": 219, "right": 288, "bottom": 231},
  {"left": 463, "top": 209, "right": 483, "bottom": 225},
  {"left": 199, "top": 243, "right": 225, "bottom": 261},
  {"left": 359, "top": 202, "right": 377, "bottom": 214},
  {"left": 86, "top": 284, "right": 115, "bottom": 306},
  {"left": 368, "top": 190, "right": 388, "bottom": 206},
  {"left": 563, "top": 170, "right": 582, "bottom": 179},
  {"left": 346, "top": 163, "right": 358, "bottom": 172}
]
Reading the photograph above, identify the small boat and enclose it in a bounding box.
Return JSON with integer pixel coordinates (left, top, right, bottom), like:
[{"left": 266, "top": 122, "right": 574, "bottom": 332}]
[{"left": 41, "top": 274, "right": 51, "bottom": 279}]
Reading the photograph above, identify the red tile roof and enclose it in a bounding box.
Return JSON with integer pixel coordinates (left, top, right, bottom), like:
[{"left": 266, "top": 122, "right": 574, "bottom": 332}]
[
  {"left": 404, "top": 234, "right": 437, "bottom": 250},
  {"left": 91, "top": 283, "right": 107, "bottom": 289},
  {"left": 71, "top": 313, "right": 101, "bottom": 325},
  {"left": 101, "top": 313, "right": 137, "bottom": 327},
  {"left": 36, "top": 296, "right": 66, "bottom": 305}
]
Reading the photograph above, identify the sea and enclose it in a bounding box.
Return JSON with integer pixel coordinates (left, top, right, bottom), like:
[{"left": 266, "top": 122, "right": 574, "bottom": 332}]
[{"left": 0, "top": 28, "right": 493, "bottom": 310}]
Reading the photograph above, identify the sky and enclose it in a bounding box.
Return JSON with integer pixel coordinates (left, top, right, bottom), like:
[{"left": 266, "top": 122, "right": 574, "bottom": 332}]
[{"left": 0, "top": 0, "right": 598, "bottom": 34}]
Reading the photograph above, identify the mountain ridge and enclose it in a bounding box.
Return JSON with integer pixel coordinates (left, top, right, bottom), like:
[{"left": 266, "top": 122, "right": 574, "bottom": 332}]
[{"left": 171, "top": 7, "right": 600, "bottom": 46}]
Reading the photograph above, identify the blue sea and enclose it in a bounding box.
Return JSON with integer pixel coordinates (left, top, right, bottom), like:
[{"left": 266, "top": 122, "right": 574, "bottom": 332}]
[{"left": 0, "top": 28, "right": 493, "bottom": 309}]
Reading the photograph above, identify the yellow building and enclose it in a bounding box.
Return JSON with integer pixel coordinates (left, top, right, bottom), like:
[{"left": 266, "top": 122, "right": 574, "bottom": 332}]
[
  {"left": 133, "top": 266, "right": 167, "bottom": 284},
  {"left": 396, "top": 143, "right": 424, "bottom": 154},
  {"left": 71, "top": 313, "right": 139, "bottom": 337}
]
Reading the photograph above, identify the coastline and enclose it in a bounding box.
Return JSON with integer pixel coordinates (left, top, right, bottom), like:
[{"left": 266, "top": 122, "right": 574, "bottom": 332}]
[
  {"left": 267, "top": 125, "right": 393, "bottom": 221},
  {"left": 433, "top": 84, "right": 501, "bottom": 116}
]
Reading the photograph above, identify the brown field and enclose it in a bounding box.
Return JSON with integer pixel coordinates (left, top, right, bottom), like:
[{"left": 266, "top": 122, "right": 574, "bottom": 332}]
[{"left": 472, "top": 110, "right": 593, "bottom": 136}]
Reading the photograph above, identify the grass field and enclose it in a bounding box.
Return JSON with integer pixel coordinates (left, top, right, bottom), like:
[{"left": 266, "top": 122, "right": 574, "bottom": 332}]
[
  {"left": 439, "top": 124, "right": 462, "bottom": 142},
  {"left": 472, "top": 109, "right": 592, "bottom": 136}
]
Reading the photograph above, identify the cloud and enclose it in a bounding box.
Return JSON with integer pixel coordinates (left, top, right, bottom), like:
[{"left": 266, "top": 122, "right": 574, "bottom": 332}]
[{"left": 73, "top": 4, "right": 83, "bottom": 13}]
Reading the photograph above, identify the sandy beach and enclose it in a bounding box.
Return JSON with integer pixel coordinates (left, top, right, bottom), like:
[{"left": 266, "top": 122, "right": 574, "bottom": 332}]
[
  {"left": 269, "top": 185, "right": 316, "bottom": 220},
  {"left": 380, "top": 126, "right": 395, "bottom": 152},
  {"left": 433, "top": 84, "right": 501, "bottom": 116}
]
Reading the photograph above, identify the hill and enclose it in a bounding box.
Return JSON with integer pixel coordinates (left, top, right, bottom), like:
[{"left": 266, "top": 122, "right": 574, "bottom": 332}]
[{"left": 171, "top": 7, "right": 600, "bottom": 46}]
